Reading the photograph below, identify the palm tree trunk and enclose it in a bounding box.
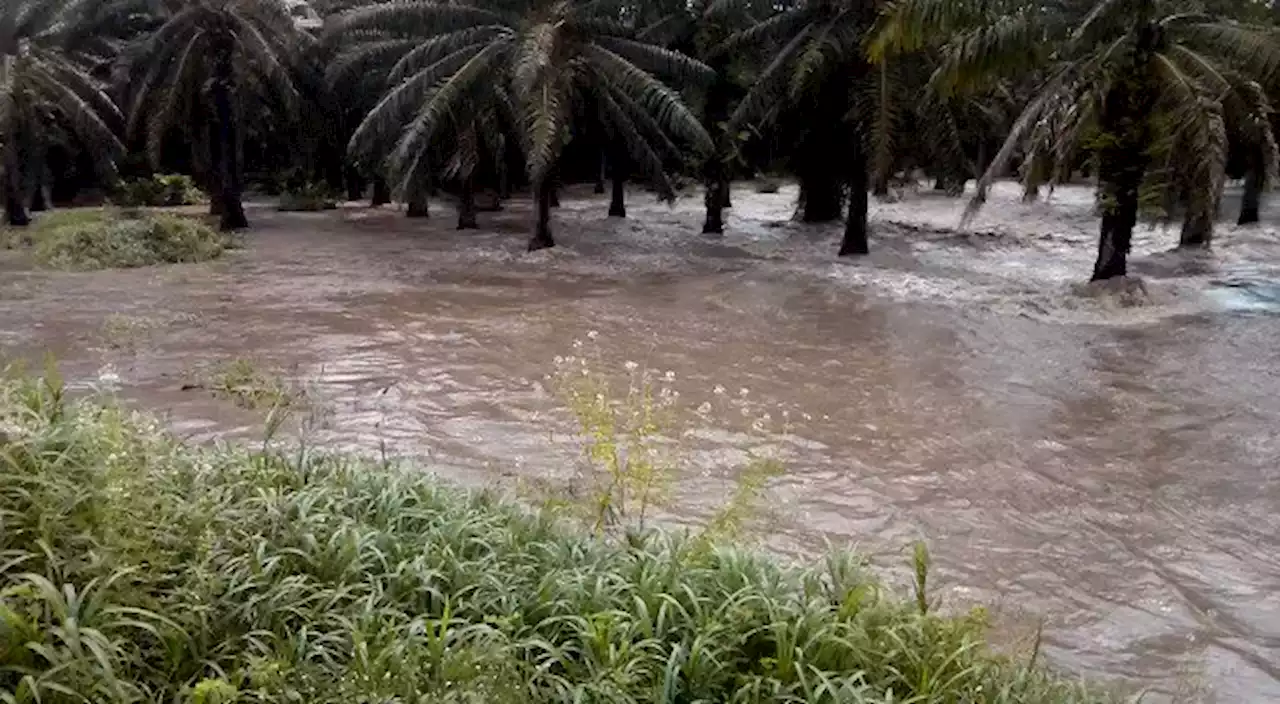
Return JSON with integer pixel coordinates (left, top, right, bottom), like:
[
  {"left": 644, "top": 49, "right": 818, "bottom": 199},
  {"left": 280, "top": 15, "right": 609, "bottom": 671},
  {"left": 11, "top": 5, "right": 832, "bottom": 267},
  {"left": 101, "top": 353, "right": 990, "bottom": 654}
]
[
  {"left": 407, "top": 187, "right": 429, "bottom": 218},
  {"left": 1179, "top": 208, "right": 1212, "bottom": 248},
  {"left": 371, "top": 177, "right": 391, "bottom": 206},
  {"left": 702, "top": 178, "right": 726, "bottom": 234},
  {"left": 1238, "top": 160, "right": 1262, "bottom": 225},
  {"left": 872, "top": 173, "right": 889, "bottom": 198},
  {"left": 29, "top": 161, "right": 47, "bottom": 212},
  {"left": 212, "top": 40, "right": 248, "bottom": 231},
  {"left": 840, "top": 140, "right": 870, "bottom": 256},
  {"left": 457, "top": 175, "right": 477, "bottom": 229},
  {"left": 608, "top": 156, "right": 626, "bottom": 218},
  {"left": 345, "top": 166, "right": 363, "bottom": 201},
  {"left": 529, "top": 179, "right": 555, "bottom": 251},
  {"left": 1091, "top": 23, "right": 1157, "bottom": 281},
  {"left": 801, "top": 176, "right": 842, "bottom": 222},
  {"left": 3, "top": 148, "right": 29, "bottom": 225}
]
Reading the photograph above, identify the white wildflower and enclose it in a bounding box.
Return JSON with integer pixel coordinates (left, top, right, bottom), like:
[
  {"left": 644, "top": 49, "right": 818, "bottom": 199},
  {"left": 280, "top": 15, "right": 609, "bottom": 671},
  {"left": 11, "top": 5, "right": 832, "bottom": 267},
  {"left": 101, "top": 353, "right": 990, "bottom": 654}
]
[
  {"left": 713, "top": 385, "right": 726, "bottom": 395},
  {"left": 696, "top": 402, "right": 712, "bottom": 414},
  {"left": 624, "top": 360, "right": 638, "bottom": 372},
  {"left": 739, "top": 387, "right": 749, "bottom": 397},
  {"left": 663, "top": 370, "right": 675, "bottom": 381},
  {"left": 587, "top": 330, "right": 599, "bottom": 340},
  {"left": 572, "top": 339, "right": 583, "bottom": 349}
]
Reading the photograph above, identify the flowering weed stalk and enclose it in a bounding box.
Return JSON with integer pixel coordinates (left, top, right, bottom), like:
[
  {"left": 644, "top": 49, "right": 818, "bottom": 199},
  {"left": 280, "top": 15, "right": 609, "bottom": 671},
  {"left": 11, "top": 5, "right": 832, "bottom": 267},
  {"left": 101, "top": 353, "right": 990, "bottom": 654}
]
[{"left": 549, "top": 335, "right": 680, "bottom": 533}]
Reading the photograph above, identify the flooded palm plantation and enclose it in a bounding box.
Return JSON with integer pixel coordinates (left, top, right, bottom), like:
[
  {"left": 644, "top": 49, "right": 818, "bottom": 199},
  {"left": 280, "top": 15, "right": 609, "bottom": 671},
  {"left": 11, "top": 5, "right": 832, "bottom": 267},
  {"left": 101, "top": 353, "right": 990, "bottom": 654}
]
[{"left": 2, "top": 183, "right": 1278, "bottom": 701}]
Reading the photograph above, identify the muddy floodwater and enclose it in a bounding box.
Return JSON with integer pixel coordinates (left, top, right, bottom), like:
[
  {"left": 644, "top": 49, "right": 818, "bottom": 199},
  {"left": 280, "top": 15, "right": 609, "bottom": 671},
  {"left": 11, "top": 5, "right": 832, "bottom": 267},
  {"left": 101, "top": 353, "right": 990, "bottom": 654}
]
[{"left": 2, "top": 182, "right": 1278, "bottom": 701}]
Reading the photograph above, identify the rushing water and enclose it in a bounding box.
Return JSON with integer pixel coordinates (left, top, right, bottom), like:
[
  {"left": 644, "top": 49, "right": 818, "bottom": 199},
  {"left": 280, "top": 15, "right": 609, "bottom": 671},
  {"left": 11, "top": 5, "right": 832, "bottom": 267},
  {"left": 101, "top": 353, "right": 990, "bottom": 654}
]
[{"left": 2, "top": 183, "right": 1278, "bottom": 701}]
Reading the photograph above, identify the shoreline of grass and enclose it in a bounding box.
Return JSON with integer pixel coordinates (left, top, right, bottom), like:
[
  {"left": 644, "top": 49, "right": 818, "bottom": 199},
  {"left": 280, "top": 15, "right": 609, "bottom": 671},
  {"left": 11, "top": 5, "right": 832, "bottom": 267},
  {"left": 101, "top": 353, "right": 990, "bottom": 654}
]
[{"left": 0, "top": 371, "right": 1118, "bottom": 703}]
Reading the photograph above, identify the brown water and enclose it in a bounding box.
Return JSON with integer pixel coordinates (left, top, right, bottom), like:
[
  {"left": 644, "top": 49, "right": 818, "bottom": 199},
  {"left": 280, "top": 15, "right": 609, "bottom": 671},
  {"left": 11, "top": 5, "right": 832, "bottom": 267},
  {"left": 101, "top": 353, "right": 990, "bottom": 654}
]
[{"left": 2, "top": 183, "right": 1278, "bottom": 701}]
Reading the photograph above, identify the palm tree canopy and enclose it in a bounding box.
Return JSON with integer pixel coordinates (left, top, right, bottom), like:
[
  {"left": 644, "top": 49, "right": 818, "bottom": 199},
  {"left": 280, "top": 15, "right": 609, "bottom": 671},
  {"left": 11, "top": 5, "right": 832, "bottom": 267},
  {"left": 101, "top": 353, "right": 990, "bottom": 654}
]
[
  {"left": 328, "top": 0, "right": 714, "bottom": 196},
  {"left": 1, "top": 0, "right": 125, "bottom": 180},
  {"left": 120, "top": 0, "right": 310, "bottom": 166}
]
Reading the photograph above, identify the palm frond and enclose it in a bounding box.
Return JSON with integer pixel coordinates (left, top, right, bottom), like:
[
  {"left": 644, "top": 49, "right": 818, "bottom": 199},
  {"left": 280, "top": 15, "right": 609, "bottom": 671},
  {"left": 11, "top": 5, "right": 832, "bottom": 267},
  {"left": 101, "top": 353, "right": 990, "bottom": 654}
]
[
  {"left": 597, "top": 87, "right": 675, "bottom": 201},
  {"left": 965, "top": 63, "right": 1075, "bottom": 222},
  {"left": 388, "top": 25, "right": 510, "bottom": 85},
  {"left": 584, "top": 43, "right": 712, "bottom": 154},
  {"left": 728, "top": 25, "right": 812, "bottom": 128},
  {"left": 349, "top": 42, "right": 492, "bottom": 160},
  {"left": 26, "top": 60, "right": 123, "bottom": 177},
  {"left": 1181, "top": 22, "right": 1280, "bottom": 90},
  {"left": 711, "top": 9, "right": 809, "bottom": 59},
  {"left": 327, "top": 3, "right": 505, "bottom": 42},
  {"left": 227, "top": 7, "right": 301, "bottom": 111},
  {"left": 591, "top": 36, "right": 714, "bottom": 85},
  {"left": 326, "top": 38, "right": 418, "bottom": 88},
  {"left": 380, "top": 41, "right": 507, "bottom": 176}
]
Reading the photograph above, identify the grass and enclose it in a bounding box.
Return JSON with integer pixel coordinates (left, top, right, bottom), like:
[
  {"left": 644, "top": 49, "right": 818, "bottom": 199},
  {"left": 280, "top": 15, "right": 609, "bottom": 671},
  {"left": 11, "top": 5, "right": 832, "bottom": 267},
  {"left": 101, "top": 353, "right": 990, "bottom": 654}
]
[
  {"left": 0, "top": 366, "right": 1120, "bottom": 703},
  {"left": 4, "top": 208, "right": 228, "bottom": 271},
  {"left": 182, "top": 358, "right": 307, "bottom": 411}
]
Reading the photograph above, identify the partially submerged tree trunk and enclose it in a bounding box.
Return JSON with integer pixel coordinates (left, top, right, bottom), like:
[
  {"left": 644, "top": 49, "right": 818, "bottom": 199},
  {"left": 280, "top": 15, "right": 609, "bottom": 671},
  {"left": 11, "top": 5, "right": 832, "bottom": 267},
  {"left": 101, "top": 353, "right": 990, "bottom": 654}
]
[
  {"left": 872, "top": 174, "right": 889, "bottom": 198},
  {"left": 608, "top": 157, "right": 626, "bottom": 218},
  {"left": 594, "top": 153, "right": 606, "bottom": 195},
  {"left": 212, "top": 40, "right": 248, "bottom": 231},
  {"left": 457, "top": 175, "right": 477, "bottom": 229},
  {"left": 701, "top": 60, "right": 732, "bottom": 233},
  {"left": 371, "top": 177, "right": 391, "bottom": 207},
  {"left": 840, "top": 139, "right": 870, "bottom": 256},
  {"left": 529, "top": 179, "right": 555, "bottom": 251},
  {"left": 29, "top": 169, "right": 47, "bottom": 212},
  {"left": 1091, "top": 25, "right": 1157, "bottom": 281},
  {"left": 406, "top": 188, "right": 429, "bottom": 218},
  {"left": 1238, "top": 159, "right": 1262, "bottom": 225},
  {"left": 3, "top": 150, "right": 29, "bottom": 226},
  {"left": 702, "top": 178, "right": 726, "bottom": 234},
  {"left": 1179, "top": 207, "right": 1212, "bottom": 248},
  {"left": 344, "top": 166, "right": 363, "bottom": 201},
  {"left": 801, "top": 177, "right": 842, "bottom": 222}
]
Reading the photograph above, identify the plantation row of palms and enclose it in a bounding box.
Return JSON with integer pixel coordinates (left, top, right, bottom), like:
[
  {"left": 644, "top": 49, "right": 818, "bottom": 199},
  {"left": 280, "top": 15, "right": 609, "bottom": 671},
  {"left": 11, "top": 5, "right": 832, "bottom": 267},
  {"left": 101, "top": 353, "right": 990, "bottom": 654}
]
[{"left": 3, "top": 0, "right": 1280, "bottom": 279}]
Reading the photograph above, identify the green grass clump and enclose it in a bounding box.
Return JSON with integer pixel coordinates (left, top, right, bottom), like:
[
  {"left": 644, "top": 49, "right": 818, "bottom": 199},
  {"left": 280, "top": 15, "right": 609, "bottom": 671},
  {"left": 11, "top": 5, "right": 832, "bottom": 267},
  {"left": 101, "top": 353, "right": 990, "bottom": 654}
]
[
  {"left": 28, "top": 209, "right": 228, "bottom": 270},
  {"left": 0, "top": 369, "right": 1117, "bottom": 704},
  {"left": 205, "top": 357, "right": 305, "bottom": 411},
  {"left": 276, "top": 183, "right": 337, "bottom": 212}
]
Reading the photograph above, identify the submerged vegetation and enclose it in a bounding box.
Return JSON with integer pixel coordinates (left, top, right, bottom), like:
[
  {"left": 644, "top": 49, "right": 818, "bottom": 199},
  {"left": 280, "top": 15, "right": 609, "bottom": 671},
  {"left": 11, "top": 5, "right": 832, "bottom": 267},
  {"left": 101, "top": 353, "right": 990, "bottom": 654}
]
[
  {"left": 0, "top": 368, "right": 1119, "bottom": 703},
  {"left": 3, "top": 0, "right": 1279, "bottom": 279}
]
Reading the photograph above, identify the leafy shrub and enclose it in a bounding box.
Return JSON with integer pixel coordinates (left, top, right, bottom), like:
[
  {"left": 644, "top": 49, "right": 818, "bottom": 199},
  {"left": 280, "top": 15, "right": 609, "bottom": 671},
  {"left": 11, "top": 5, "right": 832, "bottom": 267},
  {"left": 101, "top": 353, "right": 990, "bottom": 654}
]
[
  {"left": 0, "top": 367, "right": 1119, "bottom": 704},
  {"left": 113, "top": 173, "right": 208, "bottom": 207},
  {"left": 31, "top": 209, "right": 228, "bottom": 270},
  {"left": 277, "top": 182, "right": 337, "bottom": 211}
]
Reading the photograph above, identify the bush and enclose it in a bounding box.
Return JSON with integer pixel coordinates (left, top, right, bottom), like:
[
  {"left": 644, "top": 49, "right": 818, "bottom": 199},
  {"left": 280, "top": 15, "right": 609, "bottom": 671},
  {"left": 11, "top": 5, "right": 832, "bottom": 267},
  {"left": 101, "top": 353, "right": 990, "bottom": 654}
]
[
  {"left": 0, "top": 368, "right": 1118, "bottom": 704},
  {"left": 277, "top": 182, "right": 337, "bottom": 212},
  {"left": 113, "top": 174, "right": 208, "bottom": 207},
  {"left": 31, "top": 209, "right": 228, "bottom": 270}
]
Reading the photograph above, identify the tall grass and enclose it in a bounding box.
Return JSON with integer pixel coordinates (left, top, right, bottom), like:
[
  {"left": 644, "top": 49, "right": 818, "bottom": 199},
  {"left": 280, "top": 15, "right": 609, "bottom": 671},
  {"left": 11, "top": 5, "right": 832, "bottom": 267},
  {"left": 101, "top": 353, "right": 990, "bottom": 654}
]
[{"left": 0, "top": 369, "right": 1118, "bottom": 703}]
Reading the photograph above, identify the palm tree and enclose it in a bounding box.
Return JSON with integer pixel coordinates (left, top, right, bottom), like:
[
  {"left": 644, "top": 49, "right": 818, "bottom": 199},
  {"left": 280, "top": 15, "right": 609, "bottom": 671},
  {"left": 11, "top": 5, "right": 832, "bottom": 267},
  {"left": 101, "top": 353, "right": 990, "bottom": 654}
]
[
  {"left": 717, "top": 0, "right": 884, "bottom": 256},
  {"left": 1, "top": 0, "right": 124, "bottom": 226},
  {"left": 120, "top": 0, "right": 309, "bottom": 230},
  {"left": 875, "top": 0, "right": 1280, "bottom": 279},
  {"left": 330, "top": 0, "right": 713, "bottom": 251}
]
